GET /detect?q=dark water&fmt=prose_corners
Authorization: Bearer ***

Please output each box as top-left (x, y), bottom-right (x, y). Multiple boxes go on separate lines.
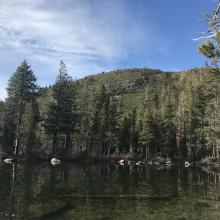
top-left (0, 162), bottom-right (220, 220)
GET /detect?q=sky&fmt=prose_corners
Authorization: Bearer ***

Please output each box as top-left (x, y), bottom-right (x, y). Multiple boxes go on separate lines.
top-left (0, 0), bottom-right (218, 100)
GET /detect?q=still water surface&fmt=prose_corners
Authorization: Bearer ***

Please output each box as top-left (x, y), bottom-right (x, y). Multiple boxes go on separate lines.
top-left (0, 162), bottom-right (220, 220)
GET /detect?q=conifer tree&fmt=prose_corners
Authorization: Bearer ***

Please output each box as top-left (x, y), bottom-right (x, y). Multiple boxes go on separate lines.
top-left (118, 113), bottom-right (131, 153)
top-left (139, 110), bottom-right (155, 159)
top-left (44, 61), bottom-right (75, 156)
top-left (196, 1), bottom-right (220, 66)
top-left (106, 96), bottom-right (121, 156)
top-left (3, 60), bottom-right (38, 156)
top-left (161, 93), bottom-right (176, 158)
top-left (20, 101), bottom-right (39, 157)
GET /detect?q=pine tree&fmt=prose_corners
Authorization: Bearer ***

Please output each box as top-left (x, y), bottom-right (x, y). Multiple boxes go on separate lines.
top-left (44, 61), bottom-right (75, 156)
top-left (20, 101), bottom-right (39, 157)
top-left (139, 110), bottom-right (155, 159)
top-left (3, 60), bottom-right (38, 156)
top-left (128, 108), bottom-right (138, 154)
top-left (161, 93), bottom-right (176, 158)
top-left (106, 96), bottom-right (121, 156)
top-left (75, 82), bottom-right (93, 153)
top-left (89, 85), bottom-right (110, 156)
top-left (119, 113), bottom-right (131, 153)
top-left (197, 1), bottom-right (220, 66)
top-left (204, 69), bottom-right (220, 158)
top-left (176, 78), bottom-right (188, 158)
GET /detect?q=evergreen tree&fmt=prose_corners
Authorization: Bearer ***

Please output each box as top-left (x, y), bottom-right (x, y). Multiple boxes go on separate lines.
top-left (176, 79), bottom-right (188, 158)
top-left (106, 96), bottom-right (121, 156)
top-left (3, 60), bottom-right (38, 156)
top-left (20, 101), bottom-right (39, 157)
top-left (89, 85), bottom-right (110, 156)
top-left (139, 110), bottom-right (155, 159)
top-left (128, 108), bottom-right (138, 153)
top-left (197, 1), bottom-right (220, 66)
top-left (74, 83), bottom-right (93, 153)
top-left (161, 93), bottom-right (176, 158)
top-left (44, 61), bottom-right (75, 156)
top-left (119, 113), bottom-right (131, 153)
top-left (204, 69), bottom-right (220, 158)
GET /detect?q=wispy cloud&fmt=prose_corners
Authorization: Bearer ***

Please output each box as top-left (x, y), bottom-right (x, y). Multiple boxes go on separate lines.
top-left (0, 0), bottom-right (167, 99)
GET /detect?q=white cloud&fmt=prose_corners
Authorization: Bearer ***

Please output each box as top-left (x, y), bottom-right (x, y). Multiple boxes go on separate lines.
top-left (0, 0), bottom-right (162, 59)
top-left (1, 0), bottom-right (142, 57)
top-left (0, 75), bottom-right (7, 101)
top-left (0, 0), bottom-right (167, 99)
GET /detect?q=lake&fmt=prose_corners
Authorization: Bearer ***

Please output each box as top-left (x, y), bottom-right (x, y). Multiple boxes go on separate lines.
top-left (0, 162), bottom-right (220, 220)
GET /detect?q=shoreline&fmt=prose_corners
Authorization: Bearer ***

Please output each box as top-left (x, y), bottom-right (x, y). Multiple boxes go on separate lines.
top-left (1, 153), bottom-right (220, 171)
top-left (0, 153), bottom-right (191, 165)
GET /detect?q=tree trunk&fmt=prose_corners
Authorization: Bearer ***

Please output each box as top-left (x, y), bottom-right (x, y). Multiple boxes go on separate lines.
top-left (145, 145), bottom-right (148, 159)
top-left (52, 132), bottom-right (58, 155)
top-left (65, 131), bottom-right (72, 149)
top-left (14, 100), bottom-right (22, 156)
top-left (107, 145), bottom-right (111, 157)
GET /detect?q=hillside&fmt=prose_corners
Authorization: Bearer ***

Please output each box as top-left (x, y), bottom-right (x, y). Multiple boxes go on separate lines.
top-left (1, 65), bottom-right (220, 162)
top-left (63, 67), bottom-right (220, 160)
top-left (73, 68), bottom-right (179, 112)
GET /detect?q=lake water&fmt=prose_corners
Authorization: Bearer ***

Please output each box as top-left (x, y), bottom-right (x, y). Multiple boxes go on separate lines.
top-left (0, 162), bottom-right (220, 220)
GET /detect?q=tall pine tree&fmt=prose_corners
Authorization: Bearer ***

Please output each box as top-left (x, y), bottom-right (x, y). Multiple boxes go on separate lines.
top-left (44, 61), bottom-right (75, 157)
top-left (3, 60), bottom-right (38, 156)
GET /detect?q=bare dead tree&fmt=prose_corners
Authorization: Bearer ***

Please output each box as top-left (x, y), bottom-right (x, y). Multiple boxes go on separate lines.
top-left (193, 1), bottom-right (220, 41)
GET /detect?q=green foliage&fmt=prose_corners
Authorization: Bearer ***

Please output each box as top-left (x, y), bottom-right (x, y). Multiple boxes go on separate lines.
top-left (139, 110), bottom-right (155, 158)
top-left (2, 60), bottom-right (38, 155)
top-left (1, 62), bottom-right (220, 161)
top-left (198, 41), bottom-right (220, 65)
top-left (197, 2), bottom-right (220, 66)
top-left (43, 61), bottom-right (75, 156)
top-left (20, 101), bottom-right (39, 156)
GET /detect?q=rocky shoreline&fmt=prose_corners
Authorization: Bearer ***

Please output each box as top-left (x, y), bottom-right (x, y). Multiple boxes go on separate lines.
top-left (0, 153), bottom-right (192, 168)
top-left (2, 152), bottom-right (220, 170)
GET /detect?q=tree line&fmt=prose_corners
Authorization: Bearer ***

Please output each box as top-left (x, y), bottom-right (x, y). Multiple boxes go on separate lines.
top-left (0, 59), bottom-right (220, 161)
top-left (1, 0), bottom-right (220, 162)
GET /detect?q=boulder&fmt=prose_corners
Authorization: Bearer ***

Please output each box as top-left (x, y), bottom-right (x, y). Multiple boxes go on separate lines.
top-left (51, 158), bottom-right (61, 166)
top-left (3, 158), bottom-right (15, 164)
top-left (118, 159), bottom-right (125, 165)
top-left (185, 161), bottom-right (191, 167)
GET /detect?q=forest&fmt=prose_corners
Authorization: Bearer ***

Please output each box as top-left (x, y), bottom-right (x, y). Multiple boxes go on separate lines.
top-left (0, 61), bottom-right (220, 162)
top-left (1, 1), bottom-right (220, 164)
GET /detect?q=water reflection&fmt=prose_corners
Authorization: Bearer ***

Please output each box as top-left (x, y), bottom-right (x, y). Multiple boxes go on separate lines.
top-left (0, 162), bottom-right (220, 219)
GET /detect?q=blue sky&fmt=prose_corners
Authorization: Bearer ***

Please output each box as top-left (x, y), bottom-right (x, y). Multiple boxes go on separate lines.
top-left (0, 0), bottom-right (217, 99)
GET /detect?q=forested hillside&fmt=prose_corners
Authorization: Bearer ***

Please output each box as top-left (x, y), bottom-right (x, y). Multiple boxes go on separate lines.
top-left (0, 61), bottom-right (220, 162)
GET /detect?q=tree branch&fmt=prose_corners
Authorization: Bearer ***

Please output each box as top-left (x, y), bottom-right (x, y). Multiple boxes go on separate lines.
top-left (193, 33), bottom-right (217, 41)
